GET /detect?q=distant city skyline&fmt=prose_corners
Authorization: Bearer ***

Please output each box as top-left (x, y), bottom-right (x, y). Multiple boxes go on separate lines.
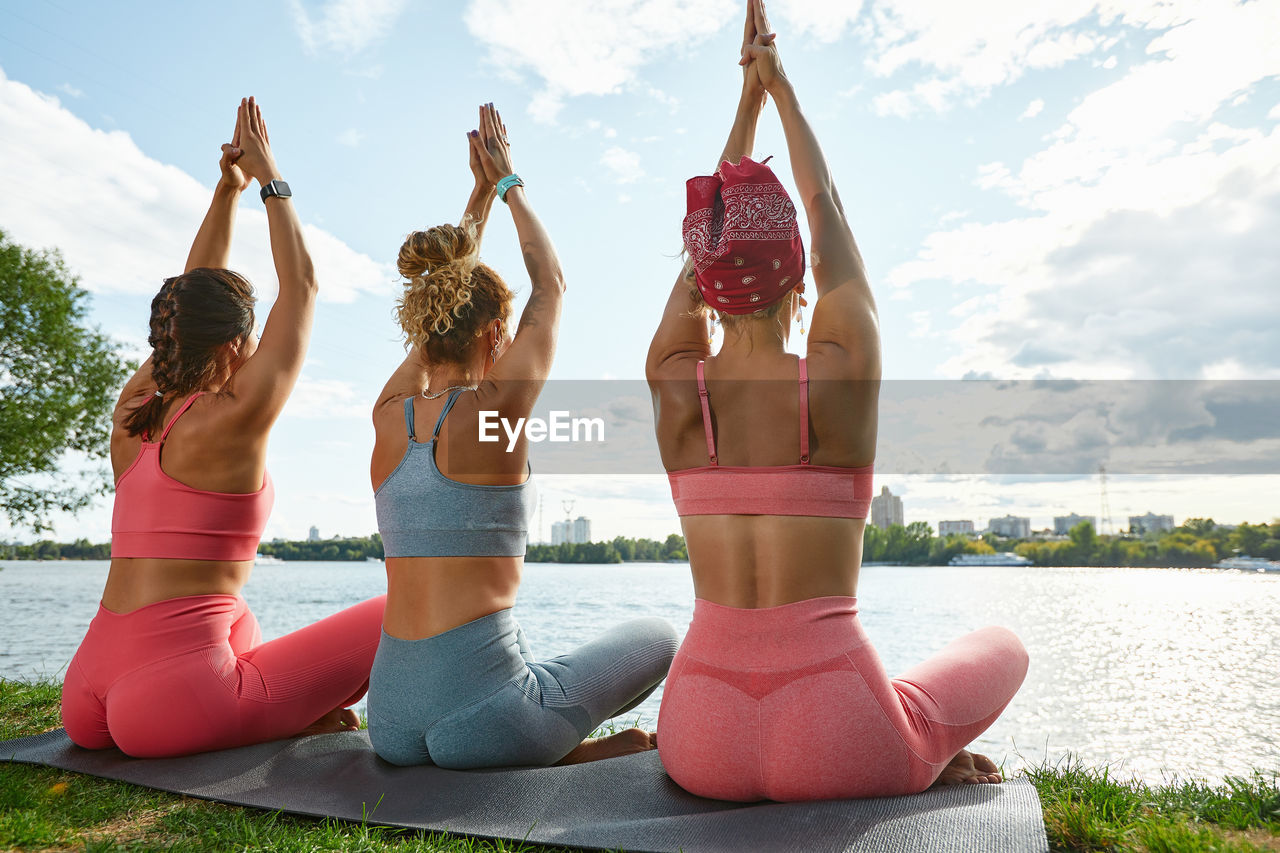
top-left (2, 2), bottom-right (1276, 547)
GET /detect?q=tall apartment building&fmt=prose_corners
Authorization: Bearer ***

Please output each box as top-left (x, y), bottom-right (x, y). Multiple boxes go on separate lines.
top-left (552, 517), bottom-right (593, 545)
top-left (1054, 513), bottom-right (1097, 535)
top-left (987, 515), bottom-right (1031, 538)
top-left (1129, 512), bottom-right (1175, 534)
top-left (308, 525), bottom-right (320, 542)
top-left (939, 520), bottom-right (975, 536)
top-left (870, 486), bottom-right (904, 529)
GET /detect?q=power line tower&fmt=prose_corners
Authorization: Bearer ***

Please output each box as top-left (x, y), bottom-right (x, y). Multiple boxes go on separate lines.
top-left (1098, 464), bottom-right (1112, 535)
top-left (562, 500), bottom-right (575, 521)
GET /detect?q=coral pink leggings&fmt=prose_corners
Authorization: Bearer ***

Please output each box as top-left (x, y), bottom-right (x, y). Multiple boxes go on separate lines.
top-left (657, 597), bottom-right (1028, 802)
top-left (62, 594), bottom-right (386, 758)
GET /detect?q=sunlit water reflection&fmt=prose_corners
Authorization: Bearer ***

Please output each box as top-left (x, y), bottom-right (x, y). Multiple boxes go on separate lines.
top-left (2, 560), bottom-right (1276, 783)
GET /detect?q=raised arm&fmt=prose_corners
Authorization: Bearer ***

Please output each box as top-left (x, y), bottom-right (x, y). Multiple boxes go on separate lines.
top-left (220, 97), bottom-right (318, 429)
top-left (463, 114), bottom-right (498, 246)
top-left (472, 104), bottom-right (565, 413)
top-left (645, 12), bottom-right (770, 382)
top-left (184, 112), bottom-right (252, 272)
top-left (716, 1), bottom-right (772, 168)
top-left (742, 0), bottom-right (879, 375)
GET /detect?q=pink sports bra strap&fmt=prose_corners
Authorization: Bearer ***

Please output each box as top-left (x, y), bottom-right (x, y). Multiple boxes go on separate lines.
top-left (157, 392), bottom-right (204, 443)
top-left (696, 361), bottom-right (718, 466)
top-left (798, 357), bottom-right (810, 464)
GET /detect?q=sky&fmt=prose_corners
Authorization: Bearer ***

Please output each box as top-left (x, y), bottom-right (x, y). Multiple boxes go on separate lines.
top-left (1, 0), bottom-right (1278, 545)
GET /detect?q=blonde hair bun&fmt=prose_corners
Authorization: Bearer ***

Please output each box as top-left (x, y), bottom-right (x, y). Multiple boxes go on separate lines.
top-left (396, 220), bottom-right (514, 362)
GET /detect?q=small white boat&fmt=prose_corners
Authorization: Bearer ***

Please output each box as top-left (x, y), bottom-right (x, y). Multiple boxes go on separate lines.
top-left (1215, 556), bottom-right (1280, 572)
top-left (948, 552), bottom-right (1033, 567)
top-left (254, 553), bottom-right (285, 565)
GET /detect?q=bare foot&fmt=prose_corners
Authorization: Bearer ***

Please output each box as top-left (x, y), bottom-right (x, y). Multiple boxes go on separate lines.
top-left (554, 728), bottom-right (656, 766)
top-left (930, 749), bottom-right (1003, 787)
top-left (296, 707), bottom-right (360, 737)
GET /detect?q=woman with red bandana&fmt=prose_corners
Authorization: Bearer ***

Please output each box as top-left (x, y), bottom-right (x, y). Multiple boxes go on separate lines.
top-left (646, 0), bottom-right (1029, 801)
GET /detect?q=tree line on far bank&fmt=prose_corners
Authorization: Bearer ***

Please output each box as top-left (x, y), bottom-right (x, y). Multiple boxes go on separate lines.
top-left (7, 520), bottom-right (1277, 567)
top-left (863, 517), bottom-right (1280, 567)
top-left (0, 534), bottom-right (690, 564)
top-left (525, 534), bottom-right (689, 564)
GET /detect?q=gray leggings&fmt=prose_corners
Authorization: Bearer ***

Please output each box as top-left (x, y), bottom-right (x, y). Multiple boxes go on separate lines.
top-left (367, 609), bottom-right (679, 769)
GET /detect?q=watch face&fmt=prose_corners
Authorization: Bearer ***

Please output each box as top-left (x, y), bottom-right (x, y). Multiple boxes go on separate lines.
top-left (272, 180), bottom-right (291, 197)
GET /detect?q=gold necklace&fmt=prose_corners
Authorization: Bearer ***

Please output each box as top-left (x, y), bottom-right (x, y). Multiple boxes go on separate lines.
top-left (420, 383), bottom-right (477, 400)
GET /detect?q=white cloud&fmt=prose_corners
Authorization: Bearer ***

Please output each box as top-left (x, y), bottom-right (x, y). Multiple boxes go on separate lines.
top-left (908, 310), bottom-right (931, 338)
top-left (1020, 98), bottom-right (1045, 120)
top-left (281, 376), bottom-right (367, 419)
top-left (290, 0), bottom-right (408, 54)
top-left (784, 0), bottom-right (1260, 117)
top-left (600, 145), bottom-right (645, 183)
top-left (463, 0), bottom-right (735, 123)
top-left (866, 0), bottom-right (1108, 115)
top-left (0, 69), bottom-right (392, 304)
top-left (337, 127), bottom-right (365, 147)
top-left (884, 0), bottom-right (1280, 379)
top-left (1269, 103), bottom-right (1280, 120)
top-left (56, 83), bottom-right (83, 98)
top-left (772, 0), bottom-right (866, 44)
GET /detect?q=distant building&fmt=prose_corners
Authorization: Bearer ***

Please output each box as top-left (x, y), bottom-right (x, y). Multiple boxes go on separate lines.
top-left (870, 486), bottom-right (904, 529)
top-left (939, 520), bottom-right (975, 536)
top-left (551, 520), bottom-right (569, 545)
top-left (1054, 513), bottom-right (1097, 535)
top-left (1129, 513), bottom-right (1175, 534)
top-left (308, 525), bottom-right (320, 542)
top-left (988, 515), bottom-right (1031, 538)
top-left (551, 517), bottom-right (593, 545)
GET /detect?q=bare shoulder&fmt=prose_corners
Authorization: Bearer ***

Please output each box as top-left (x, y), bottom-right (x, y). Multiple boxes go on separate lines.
top-left (646, 350), bottom-right (702, 387)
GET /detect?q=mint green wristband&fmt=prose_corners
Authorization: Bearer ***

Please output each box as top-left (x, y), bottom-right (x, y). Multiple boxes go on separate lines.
top-left (496, 173), bottom-right (524, 203)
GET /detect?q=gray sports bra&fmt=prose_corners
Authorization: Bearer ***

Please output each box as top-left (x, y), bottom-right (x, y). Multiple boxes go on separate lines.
top-left (375, 390), bottom-right (537, 558)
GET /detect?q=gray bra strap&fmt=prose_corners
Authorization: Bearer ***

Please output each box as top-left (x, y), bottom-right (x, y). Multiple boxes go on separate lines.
top-left (432, 389), bottom-right (466, 439)
top-left (403, 397), bottom-right (416, 439)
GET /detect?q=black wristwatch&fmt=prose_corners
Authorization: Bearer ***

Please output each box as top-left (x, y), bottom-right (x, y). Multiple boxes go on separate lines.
top-left (260, 179), bottom-right (291, 203)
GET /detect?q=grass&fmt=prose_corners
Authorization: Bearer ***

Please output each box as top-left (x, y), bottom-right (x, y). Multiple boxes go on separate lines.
top-left (1027, 755), bottom-right (1280, 852)
top-left (3, 679), bottom-right (1279, 852)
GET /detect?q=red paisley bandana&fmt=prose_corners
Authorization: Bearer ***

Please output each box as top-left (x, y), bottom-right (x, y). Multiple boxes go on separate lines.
top-left (682, 156), bottom-right (805, 315)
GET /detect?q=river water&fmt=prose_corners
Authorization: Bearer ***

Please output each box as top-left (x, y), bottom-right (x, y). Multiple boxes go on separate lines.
top-left (1, 560), bottom-right (1276, 783)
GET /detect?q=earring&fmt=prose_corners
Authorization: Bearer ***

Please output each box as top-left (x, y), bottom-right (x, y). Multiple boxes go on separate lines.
top-left (707, 314), bottom-right (718, 345)
top-left (491, 343), bottom-right (499, 366)
top-left (796, 294), bottom-right (806, 335)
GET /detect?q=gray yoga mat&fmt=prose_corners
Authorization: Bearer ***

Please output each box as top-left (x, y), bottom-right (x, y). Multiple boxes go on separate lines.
top-left (2, 729), bottom-right (1047, 853)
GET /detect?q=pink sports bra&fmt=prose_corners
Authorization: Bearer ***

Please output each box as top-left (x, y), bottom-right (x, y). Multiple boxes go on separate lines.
top-left (110, 393), bottom-right (274, 561)
top-left (667, 358), bottom-right (873, 518)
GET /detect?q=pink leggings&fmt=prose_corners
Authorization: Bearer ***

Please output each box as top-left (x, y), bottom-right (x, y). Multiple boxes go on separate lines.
top-left (657, 597), bottom-right (1028, 802)
top-left (62, 594), bottom-right (386, 758)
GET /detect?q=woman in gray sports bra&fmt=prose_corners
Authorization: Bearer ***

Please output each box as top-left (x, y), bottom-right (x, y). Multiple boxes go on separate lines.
top-left (365, 104), bottom-right (678, 769)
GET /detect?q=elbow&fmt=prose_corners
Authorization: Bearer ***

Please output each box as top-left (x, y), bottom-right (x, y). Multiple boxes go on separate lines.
top-left (531, 269), bottom-right (566, 295)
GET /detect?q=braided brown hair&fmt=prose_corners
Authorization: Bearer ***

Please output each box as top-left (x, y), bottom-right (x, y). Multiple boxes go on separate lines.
top-left (123, 268), bottom-right (256, 439)
top-left (396, 219), bottom-right (513, 363)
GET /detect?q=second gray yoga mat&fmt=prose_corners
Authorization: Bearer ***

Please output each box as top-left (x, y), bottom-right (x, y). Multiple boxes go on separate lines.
top-left (1, 729), bottom-right (1048, 853)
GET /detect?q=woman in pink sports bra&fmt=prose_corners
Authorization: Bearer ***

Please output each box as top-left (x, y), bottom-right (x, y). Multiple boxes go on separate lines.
top-left (61, 98), bottom-right (386, 758)
top-left (646, 1), bottom-right (1028, 802)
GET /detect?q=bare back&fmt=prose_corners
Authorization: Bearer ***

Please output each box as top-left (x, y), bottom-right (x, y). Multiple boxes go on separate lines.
top-left (103, 387), bottom-right (269, 613)
top-left (653, 347), bottom-right (878, 607)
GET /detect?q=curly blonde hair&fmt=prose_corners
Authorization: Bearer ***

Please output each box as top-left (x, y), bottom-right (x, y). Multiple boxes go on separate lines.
top-left (395, 218), bottom-right (513, 363)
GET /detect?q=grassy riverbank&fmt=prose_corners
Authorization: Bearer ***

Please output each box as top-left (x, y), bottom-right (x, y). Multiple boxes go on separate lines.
top-left (3, 679), bottom-right (1277, 852)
